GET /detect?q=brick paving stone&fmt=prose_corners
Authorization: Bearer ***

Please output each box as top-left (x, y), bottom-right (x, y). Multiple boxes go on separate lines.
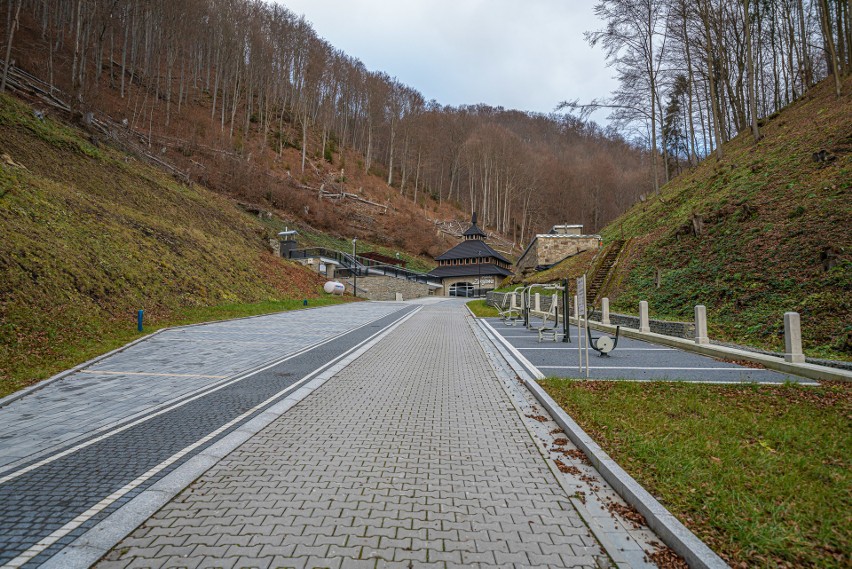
top-left (99, 302), bottom-right (608, 568)
top-left (0, 303), bottom-right (405, 473)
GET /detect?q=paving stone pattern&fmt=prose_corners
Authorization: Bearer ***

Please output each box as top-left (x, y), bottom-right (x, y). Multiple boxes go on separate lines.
top-left (100, 302), bottom-right (607, 569)
top-left (0, 302), bottom-right (404, 472)
top-left (0, 304), bottom-right (413, 567)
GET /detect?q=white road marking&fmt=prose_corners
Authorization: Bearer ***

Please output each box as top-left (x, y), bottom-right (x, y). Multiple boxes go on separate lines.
top-left (539, 377), bottom-right (819, 385)
top-left (0, 308), bottom-right (410, 486)
top-left (538, 366), bottom-right (770, 371)
top-left (480, 320), bottom-right (545, 380)
top-left (518, 347), bottom-right (674, 351)
top-left (80, 371), bottom-right (227, 379)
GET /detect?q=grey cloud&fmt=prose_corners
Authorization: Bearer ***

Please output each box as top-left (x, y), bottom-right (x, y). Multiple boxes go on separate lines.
top-left (276, 0), bottom-right (615, 119)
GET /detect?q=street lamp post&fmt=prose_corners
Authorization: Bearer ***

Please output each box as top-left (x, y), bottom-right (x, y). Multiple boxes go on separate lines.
top-left (352, 238), bottom-right (358, 298)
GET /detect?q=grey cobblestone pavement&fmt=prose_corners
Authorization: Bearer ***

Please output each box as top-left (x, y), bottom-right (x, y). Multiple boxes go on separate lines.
top-left (0, 302), bottom-right (404, 473)
top-left (98, 301), bottom-right (618, 569)
top-left (0, 302), bottom-right (414, 567)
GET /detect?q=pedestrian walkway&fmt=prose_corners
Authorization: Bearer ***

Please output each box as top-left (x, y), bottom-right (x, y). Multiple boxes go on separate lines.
top-left (0, 302), bottom-right (415, 567)
top-left (97, 301), bottom-right (613, 569)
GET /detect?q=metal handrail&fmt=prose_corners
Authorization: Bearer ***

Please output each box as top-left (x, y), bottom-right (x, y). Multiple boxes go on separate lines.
top-left (289, 247), bottom-right (440, 285)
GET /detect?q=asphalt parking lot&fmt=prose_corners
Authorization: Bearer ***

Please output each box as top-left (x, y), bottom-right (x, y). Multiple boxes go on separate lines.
top-left (482, 317), bottom-right (815, 384)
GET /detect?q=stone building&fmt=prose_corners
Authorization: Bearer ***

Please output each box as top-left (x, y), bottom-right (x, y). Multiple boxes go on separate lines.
top-left (427, 214), bottom-right (513, 297)
top-left (515, 224), bottom-right (601, 275)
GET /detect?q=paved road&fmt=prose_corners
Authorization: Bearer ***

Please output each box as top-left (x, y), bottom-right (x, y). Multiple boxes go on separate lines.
top-left (483, 318), bottom-right (812, 383)
top-left (0, 302), bottom-right (415, 567)
top-left (0, 303), bottom-right (407, 472)
top-left (95, 301), bottom-right (616, 569)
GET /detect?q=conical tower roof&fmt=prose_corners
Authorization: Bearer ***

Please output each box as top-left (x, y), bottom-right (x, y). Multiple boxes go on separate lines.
top-left (463, 212), bottom-right (487, 240)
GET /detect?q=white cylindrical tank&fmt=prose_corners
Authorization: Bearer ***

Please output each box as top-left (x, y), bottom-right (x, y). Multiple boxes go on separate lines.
top-left (323, 281), bottom-right (345, 295)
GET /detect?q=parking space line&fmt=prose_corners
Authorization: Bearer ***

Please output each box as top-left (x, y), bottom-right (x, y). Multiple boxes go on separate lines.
top-left (519, 347), bottom-right (675, 351)
top-left (539, 366), bottom-right (771, 371)
top-left (480, 320), bottom-right (545, 380)
top-left (79, 371), bottom-right (228, 379)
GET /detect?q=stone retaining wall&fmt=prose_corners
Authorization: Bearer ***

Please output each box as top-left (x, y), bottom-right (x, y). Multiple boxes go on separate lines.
top-left (347, 275), bottom-right (431, 301)
top-left (588, 311), bottom-right (695, 339)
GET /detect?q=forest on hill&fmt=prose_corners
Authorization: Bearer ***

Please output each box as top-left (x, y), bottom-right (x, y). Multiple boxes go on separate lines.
top-left (1, 0), bottom-right (654, 250)
top-left (535, 72), bottom-right (851, 360)
top-left (577, 0), bottom-right (851, 189)
top-left (0, 90), bottom-right (341, 394)
top-left (1, 0), bottom-right (848, 251)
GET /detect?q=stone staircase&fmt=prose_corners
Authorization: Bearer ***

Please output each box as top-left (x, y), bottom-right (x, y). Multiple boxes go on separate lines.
top-left (586, 240), bottom-right (625, 303)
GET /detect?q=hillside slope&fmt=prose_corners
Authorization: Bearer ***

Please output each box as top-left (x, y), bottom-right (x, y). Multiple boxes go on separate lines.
top-left (545, 76), bottom-right (851, 360)
top-left (0, 93), bottom-right (330, 394)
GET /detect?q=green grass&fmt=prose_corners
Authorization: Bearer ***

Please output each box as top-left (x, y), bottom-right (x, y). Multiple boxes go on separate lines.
top-left (0, 297), bottom-right (352, 399)
top-left (540, 379), bottom-right (851, 567)
top-left (466, 299), bottom-right (499, 317)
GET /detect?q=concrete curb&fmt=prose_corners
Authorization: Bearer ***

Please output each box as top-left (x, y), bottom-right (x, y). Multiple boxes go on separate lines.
top-left (580, 318), bottom-right (852, 383)
top-left (473, 314), bottom-right (730, 569)
top-left (523, 377), bottom-right (730, 569)
top-left (0, 302), bottom-right (346, 409)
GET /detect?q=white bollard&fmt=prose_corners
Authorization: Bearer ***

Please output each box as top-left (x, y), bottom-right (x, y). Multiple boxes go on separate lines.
top-left (784, 312), bottom-right (805, 363)
top-left (602, 298), bottom-right (610, 325)
top-left (639, 301), bottom-right (650, 332)
top-left (534, 293), bottom-right (541, 312)
top-left (695, 305), bottom-right (709, 344)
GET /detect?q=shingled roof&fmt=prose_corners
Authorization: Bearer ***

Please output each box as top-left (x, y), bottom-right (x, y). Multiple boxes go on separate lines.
top-left (427, 263), bottom-right (513, 278)
top-left (461, 211), bottom-right (487, 240)
top-left (463, 223), bottom-right (487, 239)
top-left (434, 240), bottom-right (511, 264)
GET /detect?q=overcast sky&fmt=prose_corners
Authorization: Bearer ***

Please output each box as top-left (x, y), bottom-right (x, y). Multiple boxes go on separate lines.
top-left (274, 0), bottom-right (617, 125)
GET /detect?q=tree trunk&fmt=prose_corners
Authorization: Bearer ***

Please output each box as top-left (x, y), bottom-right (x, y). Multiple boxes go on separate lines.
top-left (647, 4), bottom-right (660, 194)
top-left (797, 0), bottom-right (813, 88)
top-left (386, 117), bottom-right (396, 186)
top-left (0, 0), bottom-right (22, 93)
top-left (301, 104), bottom-right (308, 172)
top-left (682, 0), bottom-right (699, 165)
top-left (744, 0), bottom-right (760, 142)
top-left (702, 0), bottom-right (724, 159)
top-left (819, 0), bottom-right (843, 97)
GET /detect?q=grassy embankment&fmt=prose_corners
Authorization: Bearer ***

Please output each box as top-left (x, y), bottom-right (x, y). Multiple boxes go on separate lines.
top-left (541, 380), bottom-right (850, 568)
top-left (603, 77), bottom-right (851, 360)
top-left (0, 93), bottom-right (350, 398)
top-left (521, 76), bottom-right (851, 360)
